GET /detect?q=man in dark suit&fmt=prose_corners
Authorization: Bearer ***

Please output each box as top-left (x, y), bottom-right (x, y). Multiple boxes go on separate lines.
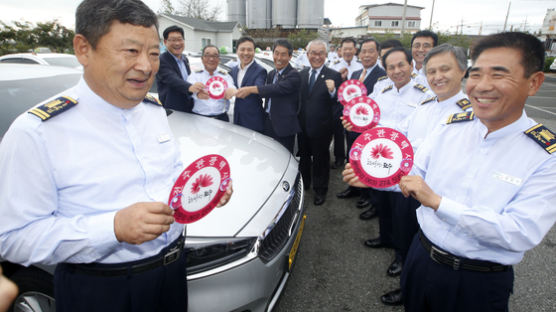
top-left (231, 36), bottom-right (267, 133)
top-left (156, 25), bottom-right (206, 112)
top-left (236, 39), bottom-right (301, 153)
top-left (298, 40), bottom-right (342, 206)
top-left (337, 38), bottom-right (386, 215)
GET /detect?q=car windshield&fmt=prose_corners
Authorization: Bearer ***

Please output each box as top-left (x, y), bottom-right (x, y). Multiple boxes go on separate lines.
top-left (43, 56), bottom-right (81, 68)
top-left (0, 73), bottom-right (81, 139)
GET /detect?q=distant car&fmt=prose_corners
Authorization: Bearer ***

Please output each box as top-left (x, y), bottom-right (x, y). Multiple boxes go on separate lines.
top-left (550, 58), bottom-right (556, 72)
top-left (0, 64), bottom-right (306, 312)
top-left (0, 53), bottom-right (82, 70)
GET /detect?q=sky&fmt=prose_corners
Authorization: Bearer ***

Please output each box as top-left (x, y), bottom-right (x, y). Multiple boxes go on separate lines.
top-left (0, 0), bottom-right (553, 35)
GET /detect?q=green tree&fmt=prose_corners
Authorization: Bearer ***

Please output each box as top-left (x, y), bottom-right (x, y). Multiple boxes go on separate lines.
top-left (287, 30), bottom-right (318, 50)
top-left (177, 0), bottom-right (221, 21)
top-left (158, 0), bottom-right (175, 14)
top-left (0, 20), bottom-right (74, 55)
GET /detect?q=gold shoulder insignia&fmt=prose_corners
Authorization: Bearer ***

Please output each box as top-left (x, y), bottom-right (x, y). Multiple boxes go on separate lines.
top-left (195, 69), bottom-right (203, 73)
top-left (446, 111), bottom-right (474, 124)
top-left (28, 96), bottom-right (77, 121)
top-left (333, 59), bottom-right (340, 65)
top-left (382, 85), bottom-right (393, 93)
top-left (411, 72), bottom-right (417, 78)
top-left (144, 94), bottom-right (162, 106)
top-left (525, 124), bottom-right (556, 154)
top-left (420, 96), bottom-right (436, 105)
top-left (414, 83), bottom-right (428, 92)
top-left (456, 98), bottom-right (472, 111)
top-left (377, 75), bottom-right (388, 81)
top-left (218, 69), bottom-right (228, 75)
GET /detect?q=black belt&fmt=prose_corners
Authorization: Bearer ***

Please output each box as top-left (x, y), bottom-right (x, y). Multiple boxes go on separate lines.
top-left (66, 235), bottom-right (184, 276)
top-left (418, 230), bottom-right (510, 272)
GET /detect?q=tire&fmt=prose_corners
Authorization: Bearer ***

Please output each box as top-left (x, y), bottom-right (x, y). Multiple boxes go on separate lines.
top-left (8, 267), bottom-right (55, 312)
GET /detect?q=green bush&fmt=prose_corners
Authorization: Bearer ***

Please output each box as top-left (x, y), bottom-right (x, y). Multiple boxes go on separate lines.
top-left (544, 56), bottom-right (555, 72)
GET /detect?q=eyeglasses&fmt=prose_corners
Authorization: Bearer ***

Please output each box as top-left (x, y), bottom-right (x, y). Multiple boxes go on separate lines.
top-left (308, 51), bottom-right (326, 57)
top-left (167, 38), bottom-right (184, 43)
top-left (412, 43), bottom-right (433, 50)
top-left (203, 54), bottom-right (219, 59)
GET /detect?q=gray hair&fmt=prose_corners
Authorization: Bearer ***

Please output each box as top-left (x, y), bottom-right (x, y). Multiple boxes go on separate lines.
top-left (76, 0), bottom-right (158, 49)
top-left (307, 39), bottom-right (328, 53)
top-left (424, 43), bottom-right (468, 72)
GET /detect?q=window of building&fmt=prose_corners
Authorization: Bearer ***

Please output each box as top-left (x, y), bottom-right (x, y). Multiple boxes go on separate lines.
top-left (202, 38), bottom-right (211, 47)
top-left (375, 21), bottom-right (382, 27)
top-left (391, 21), bottom-right (399, 27)
top-left (408, 21), bottom-right (416, 27)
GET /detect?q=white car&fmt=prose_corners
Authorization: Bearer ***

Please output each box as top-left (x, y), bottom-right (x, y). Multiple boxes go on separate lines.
top-left (0, 64), bottom-right (306, 312)
top-left (0, 53), bottom-right (82, 70)
top-left (550, 58), bottom-right (556, 72)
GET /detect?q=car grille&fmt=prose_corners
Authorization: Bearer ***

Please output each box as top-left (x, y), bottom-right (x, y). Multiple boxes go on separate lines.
top-left (259, 174), bottom-right (303, 263)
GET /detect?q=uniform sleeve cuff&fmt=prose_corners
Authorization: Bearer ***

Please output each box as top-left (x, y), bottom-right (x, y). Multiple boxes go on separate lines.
top-left (85, 211), bottom-right (119, 253)
top-left (435, 197), bottom-right (464, 226)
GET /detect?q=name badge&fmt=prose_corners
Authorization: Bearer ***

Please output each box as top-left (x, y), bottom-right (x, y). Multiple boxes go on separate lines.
top-left (158, 134), bottom-right (171, 143)
top-left (492, 171), bottom-right (522, 186)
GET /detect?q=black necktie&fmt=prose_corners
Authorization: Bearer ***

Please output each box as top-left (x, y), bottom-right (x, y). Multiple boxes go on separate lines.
top-left (308, 69), bottom-right (317, 93)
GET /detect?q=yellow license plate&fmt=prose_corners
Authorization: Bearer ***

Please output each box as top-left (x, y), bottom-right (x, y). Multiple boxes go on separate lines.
top-left (288, 214), bottom-right (306, 271)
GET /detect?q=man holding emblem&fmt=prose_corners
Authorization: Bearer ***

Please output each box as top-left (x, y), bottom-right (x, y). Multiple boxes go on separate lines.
top-left (343, 32), bottom-right (555, 312)
top-left (0, 1), bottom-right (233, 311)
top-left (187, 45), bottom-right (236, 121)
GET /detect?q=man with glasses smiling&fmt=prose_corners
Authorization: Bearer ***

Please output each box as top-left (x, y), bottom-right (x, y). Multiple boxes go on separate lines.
top-left (187, 45), bottom-right (236, 121)
top-left (410, 30), bottom-right (438, 90)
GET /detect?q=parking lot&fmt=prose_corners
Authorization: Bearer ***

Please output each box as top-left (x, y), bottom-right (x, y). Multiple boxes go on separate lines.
top-left (275, 77), bottom-right (556, 312)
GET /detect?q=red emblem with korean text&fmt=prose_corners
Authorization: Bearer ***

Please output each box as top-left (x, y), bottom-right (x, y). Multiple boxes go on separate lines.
top-left (343, 96), bottom-right (381, 133)
top-left (206, 76), bottom-right (228, 100)
top-left (168, 154), bottom-right (231, 224)
top-left (338, 79), bottom-right (368, 105)
top-left (349, 127), bottom-right (414, 188)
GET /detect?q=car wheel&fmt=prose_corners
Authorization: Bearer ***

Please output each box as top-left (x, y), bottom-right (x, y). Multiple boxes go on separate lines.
top-left (9, 267), bottom-right (55, 312)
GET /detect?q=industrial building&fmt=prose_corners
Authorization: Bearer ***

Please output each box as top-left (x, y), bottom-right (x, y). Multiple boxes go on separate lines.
top-left (226, 0), bottom-right (324, 29)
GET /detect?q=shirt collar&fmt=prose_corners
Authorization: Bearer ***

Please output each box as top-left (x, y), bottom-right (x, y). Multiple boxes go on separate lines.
top-left (438, 90), bottom-right (466, 105)
top-left (310, 64), bottom-right (325, 75)
top-left (170, 53), bottom-right (183, 62)
top-left (480, 111), bottom-right (530, 140)
top-left (240, 59), bottom-right (255, 71)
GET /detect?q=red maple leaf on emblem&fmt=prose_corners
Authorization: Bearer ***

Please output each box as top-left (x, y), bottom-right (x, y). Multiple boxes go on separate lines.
top-left (355, 106), bottom-right (369, 115)
top-left (370, 144), bottom-right (394, 159)
top-left (191, 174), bottom-right (214, 194)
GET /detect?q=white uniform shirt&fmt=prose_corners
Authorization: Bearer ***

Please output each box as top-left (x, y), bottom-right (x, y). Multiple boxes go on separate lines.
top-left (412, 60), bottom-right (430, 90)
top-left (0, 78), bottom-right (184, 265)
top-left (330, 58), bottom-right (363, 80)
top-left (413, 112), bottom-right (556, 265)
top-left (237, 60), bottom-right (254, 87)
top-left (373, 81), bottom-right (434, 129)
top-left (187, 68), bottom-right (235, 116)
top-left (398, 90), bottom-right (470, 152)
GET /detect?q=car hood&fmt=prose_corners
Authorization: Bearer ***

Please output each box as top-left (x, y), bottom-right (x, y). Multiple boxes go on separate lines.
top-left (167, 112), bottom-right (292, 237)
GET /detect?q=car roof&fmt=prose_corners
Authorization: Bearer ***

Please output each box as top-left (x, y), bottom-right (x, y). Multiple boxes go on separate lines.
top-left (0, 63), bottom-right (81, 81)
top-left (0, 53), bottom-right (75, 59)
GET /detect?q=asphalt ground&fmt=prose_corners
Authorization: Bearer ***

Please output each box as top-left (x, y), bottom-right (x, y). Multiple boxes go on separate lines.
top-left (275, 78), bottom-right (556, 312)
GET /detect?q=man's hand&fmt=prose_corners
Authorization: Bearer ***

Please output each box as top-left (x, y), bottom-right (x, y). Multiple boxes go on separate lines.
top-left (340, 116), bottom-right (353, 131)
top-left (0, 265), bottom-right (18, 312)
top-left (224, 88), bottom-right (237, 100)
top-left (188, 82), bottom-right (210, 99)
top-left (342, 163), bottom-right (368, 188)
top-left (216, 181), bottom-right (234, 208)
top-left (325, 79), bottom-right (335, 93)
top-left (114, 202), bottom-right (175, 245)
top-left (399, 175), bottom-right (441, 210)
top-left (235, 86), bottom-right (257, 99)
top-left (339, 67), bottom-right (348, 80)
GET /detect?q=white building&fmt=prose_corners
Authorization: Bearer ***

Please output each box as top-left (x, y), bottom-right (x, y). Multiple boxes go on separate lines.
top-left (541, 8), bottom-right (556, 55)
top-left (158, 14), bottom-right (242, 53)
top-left (355, 3), bottom-right (424, 34)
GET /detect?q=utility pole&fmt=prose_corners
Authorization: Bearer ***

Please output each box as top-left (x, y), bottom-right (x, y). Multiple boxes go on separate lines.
top-left (479, 21), bottom-right (483, 35)
top-left (503, 1), bottom-right (511, 31)
top-left (401, 0), bottom-right (408, 39)
top-left (429, 0), bottom-right (436, 30)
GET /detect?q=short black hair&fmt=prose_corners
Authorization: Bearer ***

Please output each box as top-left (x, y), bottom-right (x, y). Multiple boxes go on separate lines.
top-left (380, 39), bottom-right (402, 53)
top-left (202, 44), bottom-right (220, 56)
top-left (411, 30), bottom-right (438, 47)
top-left (236, 36), bottom-right (256, 49)
top-left (163, 25), bottom-right (184, 40)
top-left (470, 32), bottom-right (544, 77)
top-left (273, 39), bottom-right (293, 56)
top-left (340, 37), bottom-right (357, 48)
top-left (76, 0), bottom-right (158, 49)
top-left (359, 38), bottom-right (380, 52)
top-left (382, 47), bottom-right (412, 69)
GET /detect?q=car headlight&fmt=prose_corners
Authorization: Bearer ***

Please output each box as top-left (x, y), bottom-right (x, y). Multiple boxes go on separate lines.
top-left (185, 237), bottom-right (258, 277)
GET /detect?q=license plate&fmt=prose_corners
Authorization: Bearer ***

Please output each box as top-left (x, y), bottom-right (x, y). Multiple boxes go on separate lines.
top-left (288, 214), bottom-right (306, 271)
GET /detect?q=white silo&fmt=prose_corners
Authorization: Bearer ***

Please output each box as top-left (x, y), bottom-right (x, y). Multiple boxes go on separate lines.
top-left (297, 0), bottom-right (324, 29)
top-left (247, 0), bottom-right (272, 29)
top-left (227, 0), bottom-right (246, 26)
top-left (272, 0), bottom-right (296, 28)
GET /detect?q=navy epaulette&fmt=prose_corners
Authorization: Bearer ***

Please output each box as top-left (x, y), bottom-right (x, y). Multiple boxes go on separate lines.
top-left (525, 124), bottom-right (556, 154)
top-left (411, 72), bottom-right (417, 78)
top-left (377, 75), bottom-right (388, 81)
top-left (195, 69), bottom-right (203, 73)
top-left (414, 83), bottom-right (428, 92)
top-left (446, 111), bottom-right (474, 124)
top-left (28, 96), bottom-right (77, 121)
top-left (456, 98), bottom-right (472, 111)
top-left (382, 85), bottom-right (393, 93)
top-left (420, 96), bottom-right (436, 105)
top-left (144, 94), bottom-right (162, 106)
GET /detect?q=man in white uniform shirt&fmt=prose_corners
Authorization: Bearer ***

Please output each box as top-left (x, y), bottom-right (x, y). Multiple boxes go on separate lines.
top-left (343, 32), bottom-right (554, 312)
top-left (187, 45), bottom-right (236, 121)
top-left (330, 37), bottom-right (363, 81)
top-left (410, 30), bottom-right (438, 90)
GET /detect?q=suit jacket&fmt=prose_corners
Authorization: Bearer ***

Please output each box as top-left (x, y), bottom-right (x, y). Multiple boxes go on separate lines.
top-left (258, 64), bottom-right (301, 137)
top-left (350, 65), bottom-right (386, 97)
top-left (230, 61), bottom-right (267, 132)
top-left (156, 51), bottom-right (193, 112)
top-left (298, 66), bottom-right (343, 138)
